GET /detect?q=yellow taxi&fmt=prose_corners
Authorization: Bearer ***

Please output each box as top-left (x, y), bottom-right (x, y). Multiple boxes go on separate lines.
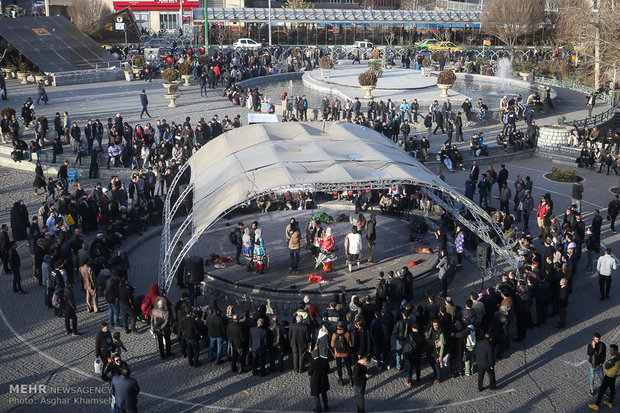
top-left (428, 41), bottom-right (461, 52)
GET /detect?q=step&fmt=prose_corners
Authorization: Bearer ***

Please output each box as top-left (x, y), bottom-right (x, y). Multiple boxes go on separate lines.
top-left (0, 151), bottom-right (134, 180)
top-left (425, 148), bottom-right (535, 169)
top-left (536, 149), bottom-right (580, 167)
top-left (0, 142), bottom-right (104, 166)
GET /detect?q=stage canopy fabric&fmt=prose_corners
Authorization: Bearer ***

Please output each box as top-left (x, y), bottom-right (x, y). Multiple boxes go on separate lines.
top-left (0, 16), bottom-right (119, 72)
top-left (187, 122), bottom-right (450, 236)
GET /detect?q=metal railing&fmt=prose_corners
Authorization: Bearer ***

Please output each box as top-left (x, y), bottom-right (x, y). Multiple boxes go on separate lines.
top-left (435, 0), bottom-right (483, 11)
top-left (534, 76), bottom-right (616, 128)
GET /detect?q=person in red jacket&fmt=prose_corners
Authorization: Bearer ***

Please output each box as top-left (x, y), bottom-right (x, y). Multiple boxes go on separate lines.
top-left (142, 283), bottom-right (160, 337)
top-left (320, 227), bottom-right (336, 273)
top-left (536, 196), bottom-right (551, 239)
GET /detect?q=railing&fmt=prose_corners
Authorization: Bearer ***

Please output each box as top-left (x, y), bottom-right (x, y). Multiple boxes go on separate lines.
top-left (435, 0), bottom-right (483, 11)
top-left (534, 76), bottom-right (616, 128)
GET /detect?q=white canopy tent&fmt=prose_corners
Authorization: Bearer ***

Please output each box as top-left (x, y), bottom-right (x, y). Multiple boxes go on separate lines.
top-left (160, 122), bottom-right (514, 291)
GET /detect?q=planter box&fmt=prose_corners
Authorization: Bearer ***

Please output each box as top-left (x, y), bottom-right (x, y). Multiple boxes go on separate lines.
top-left (538, 126), bottom-right (572, 150)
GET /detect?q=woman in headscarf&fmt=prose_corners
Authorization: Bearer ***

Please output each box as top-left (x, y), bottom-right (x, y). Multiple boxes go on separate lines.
top-left (33, 161), bottom-right (46, 195)
top-left (319, 227), bottom-right (336, 273)
top-left (242, 228), bottom-right (254, 272)
top-left (253, 228), bottom-right (266, 274)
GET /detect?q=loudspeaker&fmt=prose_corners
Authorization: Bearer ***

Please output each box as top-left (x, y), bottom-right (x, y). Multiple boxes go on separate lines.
top-left (477, 243), bottom-right (491, 268)
top-left (186, 256), bottom-right (204, 284)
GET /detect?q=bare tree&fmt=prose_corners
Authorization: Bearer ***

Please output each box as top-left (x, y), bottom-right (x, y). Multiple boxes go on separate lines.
top-left (553, 0), bottom-right (620, 88)
top-left (383, 27), bottom-right (397, 47)
top-left (481, 0), bottom-right (545, 61)
top-left (211, 23), bottom-right (227, 46)
top-left (283, 0), bottom-right (314, 8)
top-left (68, 0), bottom-right (112, 37)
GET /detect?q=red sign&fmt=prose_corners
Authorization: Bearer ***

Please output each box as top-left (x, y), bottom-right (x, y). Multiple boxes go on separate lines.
top-left (113, 0), bottom-right (199, 11)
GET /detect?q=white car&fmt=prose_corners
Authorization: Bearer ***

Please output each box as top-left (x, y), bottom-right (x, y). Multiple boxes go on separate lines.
top-left (32, 1), bottom-right (45, 9)
top-left (352, 41), bottom-right (373, 49)
top-left (233, 38), bottom-right (262, 49)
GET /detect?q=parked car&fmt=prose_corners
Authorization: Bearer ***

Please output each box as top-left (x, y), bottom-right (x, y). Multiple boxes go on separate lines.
top-left (352, 41), bottom-right (373, 49)
top-left (415, 39), bottom-right (440, 48)
top-left (233, 38), bottom-right (262, 49)
top-left (428, 41), bottom-right (461, 52)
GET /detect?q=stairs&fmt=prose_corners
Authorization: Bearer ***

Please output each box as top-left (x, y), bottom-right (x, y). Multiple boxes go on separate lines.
top-left (0, 143), bottom-right (134, 180)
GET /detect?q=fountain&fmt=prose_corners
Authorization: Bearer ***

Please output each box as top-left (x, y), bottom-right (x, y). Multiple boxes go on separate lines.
top-left (496, 57), bottom-right (513, 79)
top-left (289, 80), bottom-right (293, 95)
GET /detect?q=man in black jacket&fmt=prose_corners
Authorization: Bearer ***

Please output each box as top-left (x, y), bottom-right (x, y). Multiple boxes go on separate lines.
top-left (104, 272), bottom-right (120, 326)
top-left (388, 271), bottom-right (404, 313)
top-left (250, 318), bottom-right (268, 376)
top-left (140, 90), bottom-right (151, 119)
top-left (607, 195), bottom-right (620, 233)
top-left (474, 332), bottom-right (496, 391)
top-left (181, 310), bottom-right (202, 367)
top-left (587, 333), bottom-right (606, 396)
top-left (270, 315), bottom-right (285, 372)
top-left (353, 356), bottom-right (371, 412)
top-left (289, 314), bottom-right (310, 373)
top-left (175, 293), bottom-right (191, 357)
top-left (394, 311), bottom-right (411, 371)
top-left (63, 283), bottom-right (80, 335)
top-left (95, 323), bottom-right (115, 381)
top-left (227, 313), bottom-right (248, 373)
top-left (118, 279), bottom-right (136, 334)
top-left (366, 214), bottom-right (376, 263)
top-left (0, 224), bottom-right (10, 274)
top-left (9, 241), bottom-right (25, 294)
top-left (308, 348), bottom-right (330, 413)
top-left (206, 307), bottom-right (227, 364)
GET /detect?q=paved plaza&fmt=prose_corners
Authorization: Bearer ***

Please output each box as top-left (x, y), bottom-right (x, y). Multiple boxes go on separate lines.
top-left (0, 69), bottom-right (618, 413)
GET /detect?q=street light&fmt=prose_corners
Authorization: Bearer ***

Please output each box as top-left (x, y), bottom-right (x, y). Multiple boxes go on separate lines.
top-left (268, 0), bottom-right (272, 46)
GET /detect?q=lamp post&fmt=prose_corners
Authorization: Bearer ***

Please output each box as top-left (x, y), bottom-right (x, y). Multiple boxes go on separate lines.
top-left (204, 0), bottom-right (209, 46)
top-left (179, 0), bottom-right (184, 33)
top-left (268, 0), bottom-right (272, 46)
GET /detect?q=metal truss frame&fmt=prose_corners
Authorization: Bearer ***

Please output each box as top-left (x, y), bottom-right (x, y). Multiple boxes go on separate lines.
top-left (159, 176), bottom-right (516, 292)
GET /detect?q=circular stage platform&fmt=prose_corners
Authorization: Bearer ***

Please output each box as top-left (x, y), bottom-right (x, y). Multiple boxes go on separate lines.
top-left (302, 61), bottom-right (469, 105)
top-left (194, 208), bottom-right (439, 301)
top-left (307, 64), bottom-right (438, 90)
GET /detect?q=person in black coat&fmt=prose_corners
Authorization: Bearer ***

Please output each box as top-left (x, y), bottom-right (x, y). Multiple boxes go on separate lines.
top-left (227, 313), bottom-right (248, 373)
top-left (10, 201), bottom-right (29, 241)
top-left (250, 319), bottom-right (269, 376)
top-left (63, 283), bottom-right (80, 335)
top-left (181, 310), bottom-right (202, 367)
top-left (353, 356), bottom-right (371, 413)
top-left (474, 332), bottom-right (496, 391)
top-left (289, 314), bottom-right (310, 373)
top-left (556, 278), bottom-right (569, 328)
top-left (308, 349), bottom-right (330, 413)
top-left (9, 241), bottom-right (25, 294)
top-left (0, 224), bottom-right (10, 274)
top-left (95, 323), bottom-right (115, 381)
top-left (139, 90), bottom-right (151, 119)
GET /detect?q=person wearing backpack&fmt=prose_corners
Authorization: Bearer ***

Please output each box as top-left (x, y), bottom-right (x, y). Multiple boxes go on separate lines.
top-left (463, 324), bottom-right (477, 376)
top-left (404, 322), bottom-right (426, 387)
top-left (230, 222), bottom-right (244, 266)
top-left (331, 321), bottom-right (354, 386)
